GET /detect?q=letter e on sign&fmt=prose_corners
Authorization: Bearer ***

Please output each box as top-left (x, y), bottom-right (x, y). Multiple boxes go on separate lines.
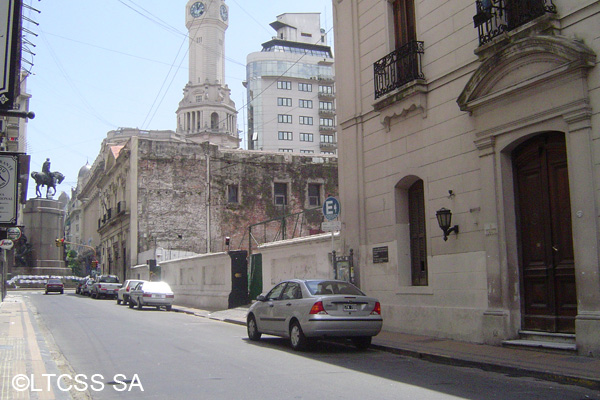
top-left (322, 196), bottom-right (340, 221)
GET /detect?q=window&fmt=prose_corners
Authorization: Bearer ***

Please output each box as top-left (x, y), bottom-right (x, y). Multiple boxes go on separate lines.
top-left (308, 183), bottom-right (321, 206)
top-left (319, 101), bottom-right (333, 110)
top-left (393, 0), bottom-right (416, 48)
top-left (277, 81), bottom-right (292, 90)
top-left (196, 95), bottom-right (202, 103)
top-left (300, 150), bottom-right (314, 154)
top-left (211, 112), bottom-right (219, 129)
top-left (300, 133), bottom-right (313, 142)
top-left (279, 148), bottom-right (293, 153)
top-left (320, 118), bottom-right (334, 127)
top-left (299, 99), bottom-right (313, 109)
top-left (298, 83), bottom-right (312, 92)
top-left (228, 185), bottom-right (239, 203)
top-left (319, 85), bottom-right (333, 94)
top-left (282, 282), bottom-right (303, 300)
top-left (274, 183), bottom-right (288, 205)
top-left (299, 116), bottom-right (313, 125)
top-left (408, 179), bottom-right (427, 286)
top-left (320, 134), bottom-right (334, 143)
top-left (278, 131), bottom-right (293, 141)
top-left (278, 114), bottom-right (292, 124)
top-left (278, 97), bottom-right (292, 107)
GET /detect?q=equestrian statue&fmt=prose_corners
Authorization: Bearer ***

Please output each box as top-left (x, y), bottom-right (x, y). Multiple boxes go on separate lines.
top-left (31, 158), bottom-right (65, 199)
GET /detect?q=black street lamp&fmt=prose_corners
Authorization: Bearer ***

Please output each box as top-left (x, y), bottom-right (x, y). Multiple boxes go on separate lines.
top-left (436, 208), bottom-right (459, 241)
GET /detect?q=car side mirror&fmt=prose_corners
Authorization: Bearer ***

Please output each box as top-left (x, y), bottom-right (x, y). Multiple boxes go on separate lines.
top-left (256, 294), bottom-right (266, 302)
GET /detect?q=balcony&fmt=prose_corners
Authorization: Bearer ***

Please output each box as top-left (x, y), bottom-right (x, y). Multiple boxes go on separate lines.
top-left (474, 0), bottom-right (557, 46)
top-left (319, 108), bottom-right (336, 117)
top-left (320, 141), bottom-right (337, 150)
top-left (318, 91), bottom-right (335, 100)
top-left (319, 125), bottom-right (336, 134)
top-left (374, 40), bottom-right (424, 100)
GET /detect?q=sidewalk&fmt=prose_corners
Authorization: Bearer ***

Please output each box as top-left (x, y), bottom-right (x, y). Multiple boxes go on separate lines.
top-left (0, 294), bottom-right (73, 400)
top-left (173, 304), bottom-right (600, 391)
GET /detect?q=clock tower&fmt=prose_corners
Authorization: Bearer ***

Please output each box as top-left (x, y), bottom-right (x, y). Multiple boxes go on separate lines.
top-left (177, 0), bottom-right (239, 148)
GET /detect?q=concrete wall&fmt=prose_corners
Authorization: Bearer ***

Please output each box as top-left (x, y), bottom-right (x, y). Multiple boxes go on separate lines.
top-left (159, 233), bottom-right (342, 310)
top-left (161, 252), bottom-right (231, 311)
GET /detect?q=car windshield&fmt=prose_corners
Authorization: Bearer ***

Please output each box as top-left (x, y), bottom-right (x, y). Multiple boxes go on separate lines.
top-left (143, 282), bottom-right (172, 293)
top-left (306, 280), bottom-right (365, 296)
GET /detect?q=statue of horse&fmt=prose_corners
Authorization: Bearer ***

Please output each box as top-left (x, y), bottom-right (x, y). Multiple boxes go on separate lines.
top-left (31, 171), bottom-right (65, 198)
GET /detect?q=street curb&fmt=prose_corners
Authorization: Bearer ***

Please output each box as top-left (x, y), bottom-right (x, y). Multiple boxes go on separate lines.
top-left (370, 344), bottom-right (600, 391)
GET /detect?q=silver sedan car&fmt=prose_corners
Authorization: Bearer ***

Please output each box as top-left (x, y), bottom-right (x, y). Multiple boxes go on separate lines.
top-left (246, 279), bottom-right (383, 350)
top-left (128, 281), bottom-right (174, 311)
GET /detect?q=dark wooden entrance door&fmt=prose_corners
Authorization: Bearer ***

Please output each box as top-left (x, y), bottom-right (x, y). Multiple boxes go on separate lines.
top-left (513, 132), bottom-right (577, 333)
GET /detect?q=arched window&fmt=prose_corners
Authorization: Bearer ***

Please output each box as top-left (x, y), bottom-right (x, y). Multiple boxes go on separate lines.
top-left (395, 177), bottom-right (428, 286)
top-left (211, 112), bottom-right (219, 130)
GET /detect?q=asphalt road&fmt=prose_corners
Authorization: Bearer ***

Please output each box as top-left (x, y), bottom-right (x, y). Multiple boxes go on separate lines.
top-left (24, 291), bottom-right (600, 400)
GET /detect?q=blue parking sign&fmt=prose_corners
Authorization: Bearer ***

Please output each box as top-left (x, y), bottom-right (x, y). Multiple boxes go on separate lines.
top-left (323, 196), bottom-right (341, 221)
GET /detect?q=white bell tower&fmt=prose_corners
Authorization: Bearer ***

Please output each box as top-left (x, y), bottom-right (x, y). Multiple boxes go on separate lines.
top-left (177, 0), bottom-right (239, 148)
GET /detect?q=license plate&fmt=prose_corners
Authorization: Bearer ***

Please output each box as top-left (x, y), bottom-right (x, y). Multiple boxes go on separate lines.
top-left (344, 304), bottom-right (357, 311)
top-left (152, 294), bottom-right (165, 299)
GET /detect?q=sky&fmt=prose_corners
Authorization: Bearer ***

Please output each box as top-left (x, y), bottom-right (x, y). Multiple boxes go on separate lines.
top-left (22, 0), bottom-right (334, 200)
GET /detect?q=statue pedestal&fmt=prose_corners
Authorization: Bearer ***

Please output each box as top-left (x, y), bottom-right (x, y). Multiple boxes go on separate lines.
top-left (20, 198), bottom-right (70, 276)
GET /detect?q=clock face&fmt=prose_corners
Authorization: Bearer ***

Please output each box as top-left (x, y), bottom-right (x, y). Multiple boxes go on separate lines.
top-left (190, 2), bottom-right (205, 18)
top-left (220, 5), bottom-right (228, 21)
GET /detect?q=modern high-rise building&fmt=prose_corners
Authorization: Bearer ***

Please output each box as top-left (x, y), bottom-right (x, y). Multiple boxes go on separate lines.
top-left (176, 0), bottom-right (239, 149)
top-left (245, 13), bottom-right (336, 155)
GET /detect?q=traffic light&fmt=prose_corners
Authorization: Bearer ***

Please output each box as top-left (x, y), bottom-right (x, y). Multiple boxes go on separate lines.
top-left (54, 238), bottom-right (65, 247)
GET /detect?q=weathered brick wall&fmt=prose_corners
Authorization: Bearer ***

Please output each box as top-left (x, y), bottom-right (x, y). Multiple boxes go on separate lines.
top-left (136, 139), bottom-right (338, 256)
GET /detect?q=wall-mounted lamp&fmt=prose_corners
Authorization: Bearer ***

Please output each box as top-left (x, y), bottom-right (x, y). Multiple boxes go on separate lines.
top-left (436, 207), bottom-right (459, 241)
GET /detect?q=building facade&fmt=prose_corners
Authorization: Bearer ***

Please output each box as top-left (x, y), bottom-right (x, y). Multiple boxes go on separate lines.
top-left (176, 0), bottom-right (239, 149)
top-left (76, 129), bottom-right (338, 280)
top-left (333, 0), bottom-right (600, 355)
top-left (245, 13), bottom-right (337, 155)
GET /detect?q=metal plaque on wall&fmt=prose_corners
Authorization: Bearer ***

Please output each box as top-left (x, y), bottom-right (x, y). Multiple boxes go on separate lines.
top-left (0, 153), bottom-right (19, 225)
top-left (373, 246), bottom-right (389, 264)
top-left (0, 0), bottom-right (22, 110)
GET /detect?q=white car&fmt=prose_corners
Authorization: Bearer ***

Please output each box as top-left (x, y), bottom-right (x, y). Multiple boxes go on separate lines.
top-left (117, 279), bottom-right (147, 305)
top-left (247, 279), bottom-right (383, 350)
top-left (128, 281), bottom-right (174, 311)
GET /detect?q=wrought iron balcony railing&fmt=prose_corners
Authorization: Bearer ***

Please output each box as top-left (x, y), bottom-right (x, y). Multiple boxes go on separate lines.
top-left (474, 0), bottom-right (557, 46)
top-left (374, 40), bottom-right (425, 100)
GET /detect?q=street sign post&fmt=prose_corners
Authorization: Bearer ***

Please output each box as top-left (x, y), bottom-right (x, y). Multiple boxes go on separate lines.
top-left (322, 197), bottom-right (341, 277)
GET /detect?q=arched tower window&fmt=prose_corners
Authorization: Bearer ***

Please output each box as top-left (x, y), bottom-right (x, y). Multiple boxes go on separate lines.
top-left (211, 112), bottom-right (219, 130)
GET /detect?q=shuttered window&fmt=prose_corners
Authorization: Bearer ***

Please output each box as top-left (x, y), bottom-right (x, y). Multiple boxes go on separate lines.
top-left (408, 179), bottom-right (427, 286)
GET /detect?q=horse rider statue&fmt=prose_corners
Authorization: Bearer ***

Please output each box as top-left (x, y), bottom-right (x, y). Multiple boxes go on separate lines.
top-left (31, 158), bottom-right (65, 199)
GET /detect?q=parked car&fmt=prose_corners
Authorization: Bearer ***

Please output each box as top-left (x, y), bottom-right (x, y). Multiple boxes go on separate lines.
top-left (80, 278), bottom-right (96, 296)
top-left (128, 281), bottom-right (174, 311)
top-left (90, 275), bottom-right (121, 299)
top-left (246, 279), bottom-right (383, 351)
top-left (117, 279), bottom-right (146, 305)
top-left (45, 278), bottom-right (64, 295)
top-left (75, 280), bottom-right (85, 294)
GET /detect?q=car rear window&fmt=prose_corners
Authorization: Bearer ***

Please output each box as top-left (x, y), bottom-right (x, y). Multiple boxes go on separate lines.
top-left (47, 279), bottom-right (62, 284)
top-left (306, 281), bottom-right (365, 296)
top-left (143, 282), bottom-right (172, 292)
top-left (99, 276), bottom-right (119, 283)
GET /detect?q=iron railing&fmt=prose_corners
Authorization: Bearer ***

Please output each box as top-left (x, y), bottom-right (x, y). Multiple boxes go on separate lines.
top-left (374, 40), bottom-right (425, 99)
top-left (474, 0), bottom-right (557, 46)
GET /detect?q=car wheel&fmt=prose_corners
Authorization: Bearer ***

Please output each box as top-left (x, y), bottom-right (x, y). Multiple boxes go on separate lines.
top-left (351, 336), bottom-right (372, 350)
top-left (44, 291), bottom-right (48, 295)
top-left (166, 305), bottom-right (172, 311)
top-left (247, 314), bottom-right (262, 341)
top-left (128, 300), bottom-right (134, 309)
top-left (289, 320), bottom-right (307, 351)
top-left (91, 292), bottom-right (97, 299)
top-left (117, 298), bottom-right (121, 305)
top-left (137, 300), bottom-right (143, 310)
top-left (60, 290), bottom-right (64, 294)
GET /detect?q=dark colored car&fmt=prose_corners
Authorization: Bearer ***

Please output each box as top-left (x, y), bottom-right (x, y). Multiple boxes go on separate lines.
top-left (45, 278), bottom-right (64, 295)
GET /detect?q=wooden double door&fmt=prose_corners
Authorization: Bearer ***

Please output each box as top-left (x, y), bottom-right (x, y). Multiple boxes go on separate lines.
top-left (513, 132), bottom-right (577, 333)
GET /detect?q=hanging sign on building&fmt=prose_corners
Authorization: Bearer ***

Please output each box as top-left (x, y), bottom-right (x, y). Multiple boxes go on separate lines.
top-left (0, 0), bottom-right (22, 110)
top-left (0, 153), bottom-right (19, 225)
